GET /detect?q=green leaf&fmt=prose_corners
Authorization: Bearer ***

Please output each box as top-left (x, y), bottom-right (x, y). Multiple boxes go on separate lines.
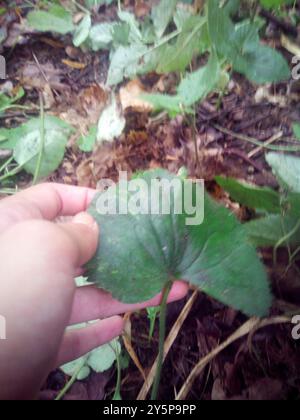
top-left (143, 53), bottom-right (220, 115)
top-left (13, 116), bottom-right (72, 178)
top-left (245, 214), bottom-right (300, 247)
top-left (78, 125), bottom-right (97, 152)
top-left (266, 153), bottom-right (300, 193)
top-left (89, 23), bottom-right (115, 51)
top-left (118, 10), bottom-right (142, 43)
top-left (61, 336), bottom-right (120, 380)
top-left (27, 5), bottom-right (74, 35)
top-left (106, 44), bottom-right (148, 86)
top-left (259, 0), bottom-right (292, 9)
top-left (208, 0), bottom-right (290, 83)
top-left (216, 176), bottom-right (281, 213)
top-left (157, 16), bottom-right (207, 74)
top-left (86, 169), bottom-right (271, 317)
top-left (151, 0), bottom-right (177, 39)
top-left (177, 53), bottom-right (220, 106)
top-left (293, 123), bottom-right (300, 140)
top-left (73, 14), bottom-right (91, 47)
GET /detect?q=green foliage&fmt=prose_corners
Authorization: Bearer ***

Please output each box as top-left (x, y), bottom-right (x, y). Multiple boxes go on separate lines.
top-left (293, 123), bottom-right (300, 140)
top-left (143, 53), bottom-right (221, 116)
top-left (27, 4), bottom-right (74, 35)
top-left (216, 176), bottom-right (281, 214)
top-left (216, 154), bottom-right (300, 250)
top-left (208, 0), bottom-right (290, 83)
top-left (0, 88), bottom-right (25, 115)
top-left (86, 169), bottom-right (271, 317)
top-left (259, 0), bottom-right (294, 9)
top-left (0, 116), bottom-right (73, 180)
top-left (61, 335), bottom-right (121, 380)
top-left (266, 153), bottom-right (300, 193)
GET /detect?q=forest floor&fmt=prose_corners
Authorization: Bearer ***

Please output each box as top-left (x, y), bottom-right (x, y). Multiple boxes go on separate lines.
top-left (1, 0), bottom-right (300, 400)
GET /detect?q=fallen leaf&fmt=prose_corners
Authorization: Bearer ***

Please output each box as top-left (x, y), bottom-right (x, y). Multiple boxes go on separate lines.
top-left (120, 80), bottom-right (153, 113)
top-left (61, 59), bottom-right (86, 70)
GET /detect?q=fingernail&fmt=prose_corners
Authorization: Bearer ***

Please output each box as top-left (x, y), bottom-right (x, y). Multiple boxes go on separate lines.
top-left (73, 212), bottom-right (99, 232)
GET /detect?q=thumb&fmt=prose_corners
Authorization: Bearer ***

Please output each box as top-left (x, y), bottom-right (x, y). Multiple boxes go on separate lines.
top-left (60, 212), bottom-right (99, 267)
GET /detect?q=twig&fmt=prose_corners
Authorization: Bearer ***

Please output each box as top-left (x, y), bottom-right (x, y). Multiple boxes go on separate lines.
top-left (214, 124), bottom-right (300, 152)
top-left (248, 131), bottom-right (283, 158)
top-left (176, 316), bottom-right (291, 400)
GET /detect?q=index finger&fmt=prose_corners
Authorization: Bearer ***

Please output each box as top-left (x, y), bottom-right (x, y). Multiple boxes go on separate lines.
top-left (0, 183), bottom-right (97, 233)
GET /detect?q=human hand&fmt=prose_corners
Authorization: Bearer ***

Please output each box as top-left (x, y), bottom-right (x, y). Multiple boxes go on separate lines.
top-left (0, 183), bottom-right (188, 400)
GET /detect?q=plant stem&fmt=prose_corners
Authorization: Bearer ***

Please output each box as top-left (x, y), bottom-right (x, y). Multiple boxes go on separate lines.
top-left (32, 93), bottom-right (45, 185)
top-left (0, 156), bottom-right (14, 174)
top-left (214, 124), bottom-right (300, 152)
top-left (112, 342), bottom-right (122, 400)
top-left (150, 280), bottom-right (173, 401)
top-left (0, 164), bottom-right (23, 182)
top-left (273, 219), bottom-right (300, 266)
top-left (55, 358), bottom-right (87, 401)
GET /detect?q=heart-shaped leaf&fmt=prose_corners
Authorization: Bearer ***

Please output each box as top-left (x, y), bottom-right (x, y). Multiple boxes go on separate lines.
top-left (86, 170), bottom-right (271, 317)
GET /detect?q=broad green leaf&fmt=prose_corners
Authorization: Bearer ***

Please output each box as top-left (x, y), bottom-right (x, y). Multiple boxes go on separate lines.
top-left (177, 53), bottom-right (220, 106)
top-left (216, 176), bottom-right (281, 214)
top-left (208, 0), bottom-right (290, 83)
top-left (151, 0), bottom-right (177, 39)
top-left (89, 23), bottom-right (115, 51)
top-left (173, 6), bottom-right (193, 30)
top-left (157, 16), bottom-right (207, 74)
top-left (106, 44), bottom-right (148, 86)
top-left (266, 153), bottom-right (300, 193)
top-left (27, 5), bottom-right (74, 35)
top-left (245, 214), bottom-right (300, 248)
top-left (143, 53), bottom-right (220, 115)
top-left (118, 11), bottom-right (142, 43)
top-left (293, 123), bottom-right (300, 140)
top-left (86, 169), bottom-right (271, 317)
top-left (73, 14), bottom-right (91, 47)
top-left (13, 116), bottom-right (72, 178)
top-left (97, 96), bottom-right (125, 143)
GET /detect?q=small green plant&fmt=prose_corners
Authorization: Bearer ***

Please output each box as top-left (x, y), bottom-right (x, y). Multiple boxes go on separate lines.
top-left (84, 168), bottom-right (272, 399)
top-left (216, 153), bottom-right (300, 267)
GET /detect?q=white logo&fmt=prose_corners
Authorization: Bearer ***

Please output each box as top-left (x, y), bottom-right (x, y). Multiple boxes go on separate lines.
top-left (0, 55), bottom-right (6, 79)
top-left (96, 172), bottom-right (205, 226)
top-left (292, 315), bottom-right (300, 340)
top-left (0, 315), bottom-right (6, 340)
top-left (291, 56), bottom-right (300, 81)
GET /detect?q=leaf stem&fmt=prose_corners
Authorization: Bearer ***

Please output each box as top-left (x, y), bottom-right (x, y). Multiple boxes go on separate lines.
top-left (32, 93), bottom-right (45, 185)
top-left (55, 357), bottom-right (87, 401)
top-left (150, 280), bottom-right (173, 401)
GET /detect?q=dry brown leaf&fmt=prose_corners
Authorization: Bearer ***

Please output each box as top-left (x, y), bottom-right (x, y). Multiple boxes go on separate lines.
top-left (123, 313), bottom-right (146, 380)
top-left (61, 59), bottom-right (86, 70)
top-left (120, 80), bottom-right (153, 113)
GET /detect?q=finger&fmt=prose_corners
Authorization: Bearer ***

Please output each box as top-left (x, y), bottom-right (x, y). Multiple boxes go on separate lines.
top-left (0, 183), bottom-right (97, 233)
top-left (60, 212), bottom-right (99, 267)
top-left (56, 316), bottom-right (124, 366)
top-left (69, 281), bottom-right (189, 325)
